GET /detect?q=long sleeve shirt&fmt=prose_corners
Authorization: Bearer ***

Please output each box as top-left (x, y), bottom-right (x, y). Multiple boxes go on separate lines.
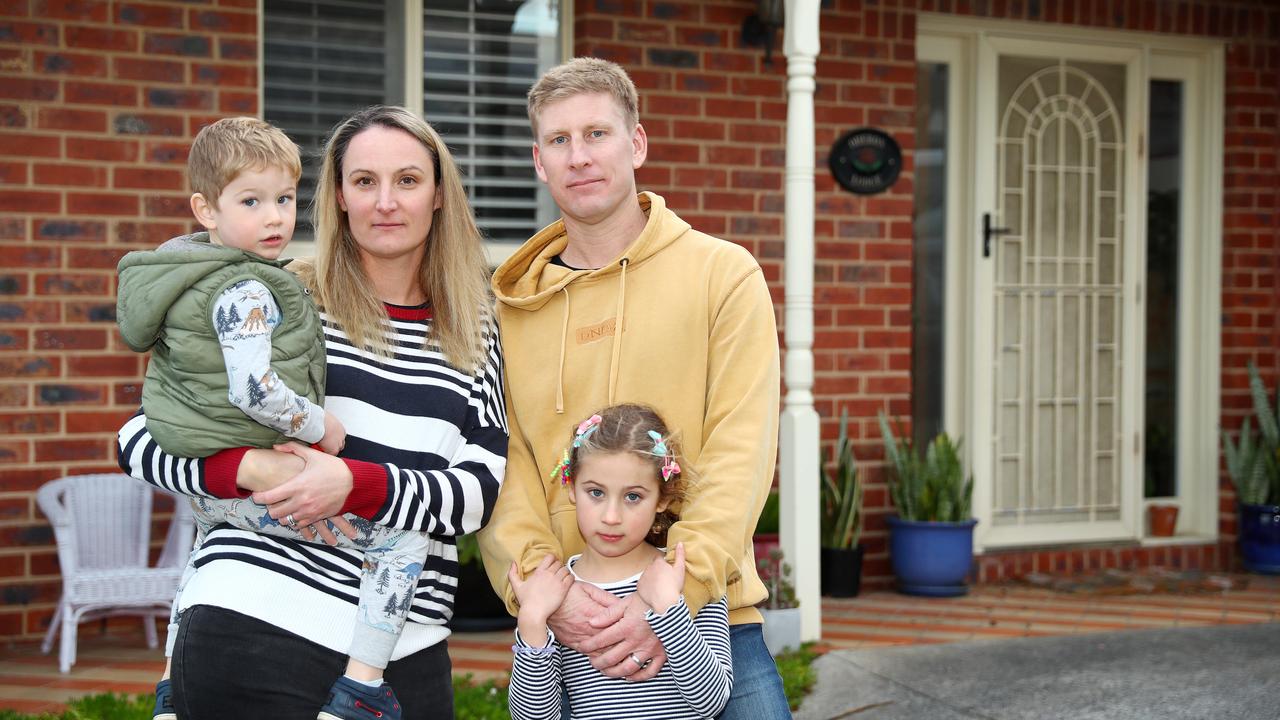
top-left (118, 303), bottom-right (507, 658)
top-left (508, 556), bottom-right (733, 720)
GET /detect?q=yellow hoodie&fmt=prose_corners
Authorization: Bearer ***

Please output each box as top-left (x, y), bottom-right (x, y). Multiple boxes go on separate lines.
top-left (478, 193), bottom-right (779, 625)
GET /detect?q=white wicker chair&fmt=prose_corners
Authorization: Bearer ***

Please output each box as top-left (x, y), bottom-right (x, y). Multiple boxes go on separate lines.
top-left (36, 473), bottom-right (195, 673)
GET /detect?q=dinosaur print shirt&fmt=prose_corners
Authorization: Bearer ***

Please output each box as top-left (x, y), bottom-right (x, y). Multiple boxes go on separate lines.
top-left (212, 278), bottom-right (325, 444)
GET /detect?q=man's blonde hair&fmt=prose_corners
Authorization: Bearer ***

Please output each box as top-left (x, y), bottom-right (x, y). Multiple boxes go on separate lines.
top-left (308, 105), bottom-right (491, 372)
top-left (188, 117), bottom-right (301, 207)
top-left (526, 57), bottom-right (639, 135)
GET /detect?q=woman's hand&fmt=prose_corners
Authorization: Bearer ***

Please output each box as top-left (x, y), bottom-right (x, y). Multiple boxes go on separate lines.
top-left (635, 542), bottom-right (685, 615)
top-left (250, 442), bottom-right (353, 529)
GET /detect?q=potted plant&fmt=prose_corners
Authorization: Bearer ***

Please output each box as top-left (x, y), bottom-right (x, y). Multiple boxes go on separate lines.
top-left (1221, 361), bottom-right (1280, 574)
top-left (879, 411), bottom-right (977, 596)
top-left (753, 489), bottom-right (781, 564)
top-left (450, 534), bottom-right (517, 631)
top-left (756, 547), bottom-right (801, 656)
top-left (820, 409), bottom-right (864, 597)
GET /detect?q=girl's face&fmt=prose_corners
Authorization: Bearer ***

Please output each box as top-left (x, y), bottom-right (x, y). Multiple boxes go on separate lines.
top-left (336, 125), bottom-right (442, 268)
top-left (570, 451), bottom-right (668, 566)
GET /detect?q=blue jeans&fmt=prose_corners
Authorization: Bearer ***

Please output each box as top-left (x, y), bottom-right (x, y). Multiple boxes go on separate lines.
top-left (718, 623), bottom-right (791, 719)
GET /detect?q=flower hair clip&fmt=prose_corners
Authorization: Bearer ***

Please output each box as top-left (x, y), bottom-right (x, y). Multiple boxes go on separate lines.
top-left (647, 430), bottom-right (681, 482)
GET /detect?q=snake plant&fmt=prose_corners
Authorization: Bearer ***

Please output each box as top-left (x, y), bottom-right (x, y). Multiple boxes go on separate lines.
top-left (878, 411), bottom-right (973, 522)
top-left (820, 409), bottom-right (862, 549)
top-left (1222, 361), bottom-right (1280, 506)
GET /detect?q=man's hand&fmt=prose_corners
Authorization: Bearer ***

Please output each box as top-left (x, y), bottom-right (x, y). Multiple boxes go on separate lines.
top-left (581, 593), bottom-right (667, 681)
top-left (546, 581), bottom-right (615, 650)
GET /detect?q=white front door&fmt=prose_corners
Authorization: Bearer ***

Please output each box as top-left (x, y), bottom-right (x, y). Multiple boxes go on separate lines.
top-left (972, 37), bottom-right (1146, 548)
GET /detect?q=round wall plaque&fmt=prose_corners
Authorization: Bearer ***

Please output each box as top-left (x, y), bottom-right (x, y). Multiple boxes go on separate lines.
top-left (828, 127), bottom-right (902, 195)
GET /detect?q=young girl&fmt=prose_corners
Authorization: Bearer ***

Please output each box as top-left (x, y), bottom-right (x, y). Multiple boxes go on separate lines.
top-left (506, 404), bottom-right (733, 720)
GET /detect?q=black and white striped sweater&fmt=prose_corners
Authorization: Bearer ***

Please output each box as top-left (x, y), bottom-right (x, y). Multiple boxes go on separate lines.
top-left (117, 303), bottom-right (507, 659)
top-left (509, 556), bottom-right (733, 720)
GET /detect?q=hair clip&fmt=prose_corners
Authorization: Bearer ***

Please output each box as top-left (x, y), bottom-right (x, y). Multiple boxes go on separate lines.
top-left (573, 414), bottom-right (602, 448)
top-left (647, 430), bottom-right (681, 481)
top-left (549, 448), bottom-right (571, 485)
top-left (661, 459), bottom-right (681, 482)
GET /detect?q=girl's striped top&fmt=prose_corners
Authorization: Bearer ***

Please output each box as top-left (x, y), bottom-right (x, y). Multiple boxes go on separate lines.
top-left (508, 554), bottom-right (733, 720)
top-left (117, 303), bottom-right (507, 659)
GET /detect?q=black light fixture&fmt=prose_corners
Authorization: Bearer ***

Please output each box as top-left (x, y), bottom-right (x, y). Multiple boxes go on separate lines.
top-left (742, 0), bottom-right (785, 66)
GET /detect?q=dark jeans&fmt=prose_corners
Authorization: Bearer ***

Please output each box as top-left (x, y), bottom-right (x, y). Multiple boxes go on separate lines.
top-left (171, 605), bottom-right (453, 720)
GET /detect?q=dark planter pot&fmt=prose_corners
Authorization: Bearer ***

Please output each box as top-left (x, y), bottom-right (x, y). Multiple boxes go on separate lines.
top-left (820, 545), bottom-right (864, 597)
top-left (450, 560), bottom-right (516, 632)
top-left (1239, 503), bottom-right (1280, 575)
top-left (753, 533), bottom-right (780, 568)
top-left (887, 516), bottom-right (977, 597)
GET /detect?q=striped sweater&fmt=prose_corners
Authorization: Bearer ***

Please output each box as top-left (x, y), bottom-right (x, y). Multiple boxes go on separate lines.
top-left (509, 556), bottom-right (733, 720)
top-left (117, 303), bottom-right (507, 659)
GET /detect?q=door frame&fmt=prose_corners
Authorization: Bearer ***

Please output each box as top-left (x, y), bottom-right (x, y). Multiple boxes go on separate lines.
top-left (916, 15), bottom-right (1225, 551)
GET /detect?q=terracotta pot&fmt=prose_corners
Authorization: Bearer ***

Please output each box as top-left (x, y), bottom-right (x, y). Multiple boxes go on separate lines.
top-left (1148, 504), bottom-right (1179, 537)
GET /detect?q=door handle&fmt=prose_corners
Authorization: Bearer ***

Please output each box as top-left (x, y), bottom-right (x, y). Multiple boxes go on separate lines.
top-left (983, 213), bottom-right (1010, 258)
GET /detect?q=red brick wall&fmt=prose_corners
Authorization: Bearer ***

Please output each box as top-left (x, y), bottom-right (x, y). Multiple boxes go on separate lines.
top-left (575, 0), bottom-right (1279, 589)
top-left (0, 0), bottom-right (1275, 641)
top-left (0, 0), bottom-right (257, 640)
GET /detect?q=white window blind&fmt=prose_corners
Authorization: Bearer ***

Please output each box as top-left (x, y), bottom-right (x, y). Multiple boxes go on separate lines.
top-left (262, 0), bottom-right (559, 246)
top-left (424, 0), bottom-right (559, 243)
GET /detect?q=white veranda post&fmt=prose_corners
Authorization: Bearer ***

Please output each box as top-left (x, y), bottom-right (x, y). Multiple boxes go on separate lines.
top-left (780, 0), bottom-right (822, 641)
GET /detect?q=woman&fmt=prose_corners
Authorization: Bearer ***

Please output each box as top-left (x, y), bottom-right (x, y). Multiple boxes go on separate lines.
top-left (117, 105), bottom-right (505, 719)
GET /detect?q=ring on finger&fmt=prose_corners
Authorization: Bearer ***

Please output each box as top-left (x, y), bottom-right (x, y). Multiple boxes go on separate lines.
top-left (285, 513), bottom-right (298, 529)
top-left (629, 653), bottom-right (651, 669)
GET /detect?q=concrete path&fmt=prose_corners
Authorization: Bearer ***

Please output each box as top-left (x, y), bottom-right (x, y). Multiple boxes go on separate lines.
top-left (795, 622), bottom-right (1280, 720)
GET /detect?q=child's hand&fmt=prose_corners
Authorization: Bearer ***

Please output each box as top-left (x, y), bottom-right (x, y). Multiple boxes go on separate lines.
top-left (636, 542), bottom-right (685, 614)
top-left (317, 411), bottom-right (346, 456)
top-left (509, 554), bottom-right (572, 625)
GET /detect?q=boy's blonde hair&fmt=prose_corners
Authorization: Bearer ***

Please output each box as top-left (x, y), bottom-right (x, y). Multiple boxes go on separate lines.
top-left (526, 57), bottom-right (639, 135)
top-left (188, 117), bottom-right (301, 208)
top-left (309, 105), bottom-right (491, 372)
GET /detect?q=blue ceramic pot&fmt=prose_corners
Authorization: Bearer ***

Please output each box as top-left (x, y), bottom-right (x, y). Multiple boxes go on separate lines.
top-left (1239, 503), bottom-right (1280, 575)
top-left (887, 516), bottom-right (977, 596)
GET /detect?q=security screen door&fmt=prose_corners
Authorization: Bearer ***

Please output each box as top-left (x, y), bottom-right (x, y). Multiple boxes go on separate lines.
top-left (975, 39), bottom-right (1143, 547)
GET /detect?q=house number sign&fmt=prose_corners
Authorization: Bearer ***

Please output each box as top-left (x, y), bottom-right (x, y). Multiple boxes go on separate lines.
top-left (828, 127), bottom-right (902, 195)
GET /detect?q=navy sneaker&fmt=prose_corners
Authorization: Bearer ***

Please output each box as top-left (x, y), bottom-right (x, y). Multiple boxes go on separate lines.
top-left (317, 676), bottom-right (402, 720)
top-left (152, 678), bottom-right (176, 720)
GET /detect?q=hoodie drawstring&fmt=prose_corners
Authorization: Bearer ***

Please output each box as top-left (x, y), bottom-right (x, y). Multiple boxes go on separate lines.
top-left (555, 287), bottom-right (570, 414)
top-left (606, 258), bottom-right (629, 405)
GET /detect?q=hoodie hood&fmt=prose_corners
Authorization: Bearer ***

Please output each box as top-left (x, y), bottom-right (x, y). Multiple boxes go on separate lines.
top-left (492, 192), bottom-right (690, 310)
top-left (491, 192), bottom-right (691, 413)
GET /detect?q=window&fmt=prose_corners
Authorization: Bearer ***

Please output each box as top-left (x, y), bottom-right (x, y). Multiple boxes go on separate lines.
top-left (263, 0), bottom-right (563, 250)
top-left (1144, 79), bottom-right (1183, 500)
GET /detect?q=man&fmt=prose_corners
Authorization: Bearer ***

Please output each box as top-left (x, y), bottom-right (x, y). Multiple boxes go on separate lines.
top-left (477, 57), bottom-right (790, 718)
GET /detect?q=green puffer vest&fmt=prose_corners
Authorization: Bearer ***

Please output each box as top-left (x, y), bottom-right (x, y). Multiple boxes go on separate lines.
top-left (116, 232), bottom-right (327, 458)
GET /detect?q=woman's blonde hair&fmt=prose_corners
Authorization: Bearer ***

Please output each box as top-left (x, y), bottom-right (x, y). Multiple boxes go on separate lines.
top-left (309, 105), bottom-right (490, 371)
